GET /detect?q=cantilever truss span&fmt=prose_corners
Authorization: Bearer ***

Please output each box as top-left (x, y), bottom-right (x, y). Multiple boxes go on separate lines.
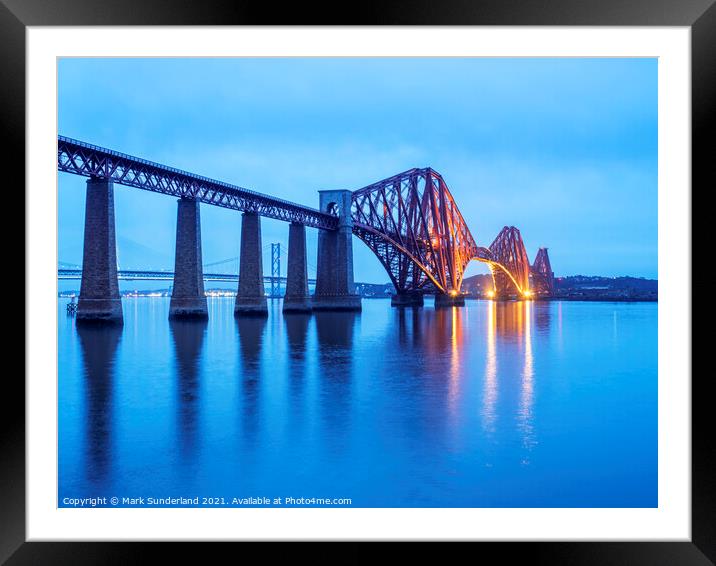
top-left (530, 247), bottom-right (555, 295)
top-left (487, 226), bottom-right (531, 297)
top-left (350, 168), bottom-right (550, 298)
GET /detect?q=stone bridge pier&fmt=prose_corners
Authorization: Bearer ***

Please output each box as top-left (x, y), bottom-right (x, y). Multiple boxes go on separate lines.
top-left (235, 212), bottom-right (269, 317)
top-left (434, 292), bottom-right (466, 308)
top-left (312, 190), bottom-right (361, 312)
top-left (169, 198), bottom-right (208, 318)
top-left (283, 222), bottom-right (312, 313)
top-left (77, 178), bottom-right (123, 323)
top-left (391, 290), bottom-right (425, 307)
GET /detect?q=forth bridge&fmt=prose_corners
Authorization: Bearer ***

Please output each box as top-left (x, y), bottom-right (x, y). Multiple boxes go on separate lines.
top-left (58, 135), bottom-right (554, 323)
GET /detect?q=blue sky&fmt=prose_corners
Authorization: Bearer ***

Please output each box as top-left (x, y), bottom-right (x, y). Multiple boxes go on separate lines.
top-left (58, 57), bottom-right (657, 284)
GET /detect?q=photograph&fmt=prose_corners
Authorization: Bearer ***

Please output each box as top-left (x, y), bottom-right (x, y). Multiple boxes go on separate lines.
top-left (7, 6), bottom-right (709, 559)
top-left (56, 56), bottom-right (659, 509)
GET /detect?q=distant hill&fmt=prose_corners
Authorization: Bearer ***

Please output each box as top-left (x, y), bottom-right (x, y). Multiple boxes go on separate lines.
top-left (462, 273), bottom-right (657, 300)
top-left (463, 273), bottom-right (657, 290)
top-left (461, 273), bottom-right (496, 294)
top-left (554, 275), bottom-right (657, 292)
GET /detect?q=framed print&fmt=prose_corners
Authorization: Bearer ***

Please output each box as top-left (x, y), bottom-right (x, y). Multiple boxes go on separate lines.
top-left (7, 0), bottom-right (714, 563)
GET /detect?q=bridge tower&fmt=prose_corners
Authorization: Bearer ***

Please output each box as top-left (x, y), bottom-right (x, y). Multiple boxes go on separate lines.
top-left (530, 247), bottom-right (555, 296)
top-left (313, 190), bottom-right (362, 311)
top-left (77, 178), bottom-right (123, 323)
top-left (270, 243), bottom-right (281, 298)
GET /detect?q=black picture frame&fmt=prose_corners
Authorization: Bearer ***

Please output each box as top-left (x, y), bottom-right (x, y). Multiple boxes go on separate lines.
top-left (6, 0), bottom-right (712, 562)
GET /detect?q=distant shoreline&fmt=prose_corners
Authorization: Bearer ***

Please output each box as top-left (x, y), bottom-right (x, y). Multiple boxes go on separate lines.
top-left (541, 296), bottom-right (657, 303)
top-left (361, 296), bottom-right (658, 303)
top-left (58, 294), bottom-right (657, 304)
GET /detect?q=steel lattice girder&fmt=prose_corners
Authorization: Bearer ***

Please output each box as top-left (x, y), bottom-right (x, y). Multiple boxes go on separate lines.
top-left (351, 167), bottom-right (491, 294)
top-left (350, 168), bottom-right (541, 297)
top-left (488, 226), bottom-right (531, 296)
top-left (530, 247), bottom-right (555, 294)
top-left (57, 136), bottom-right (338, 230)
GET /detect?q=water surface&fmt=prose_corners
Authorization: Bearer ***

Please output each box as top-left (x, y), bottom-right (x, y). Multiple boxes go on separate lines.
top-left (58, 297), bottom-right (657, 507)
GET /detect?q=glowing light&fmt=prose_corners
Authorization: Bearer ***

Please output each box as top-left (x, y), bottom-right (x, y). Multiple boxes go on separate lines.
top-left (482, 299), bottom-right (497, 434)
top-left (518, 299), bottom-right (536, 456)
top-left (486, 290), bottom-right (495, 299)
top-left (523, 289), bottom-right (533, 298)
top-left (449, 290), bottom-right (458, 297)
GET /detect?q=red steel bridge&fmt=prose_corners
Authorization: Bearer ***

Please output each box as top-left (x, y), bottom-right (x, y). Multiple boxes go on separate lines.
top-left (58, 137), bottom-right (553, 315)
top-left (351, 167), bottom-right (554, 299)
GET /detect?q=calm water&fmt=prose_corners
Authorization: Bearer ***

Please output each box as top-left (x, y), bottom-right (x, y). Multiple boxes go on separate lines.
top-left (58, 297), bottom-right (657, 508)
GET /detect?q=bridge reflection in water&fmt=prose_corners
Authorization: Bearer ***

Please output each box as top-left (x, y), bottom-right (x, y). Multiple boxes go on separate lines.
top-left (236, 316), bottom-right (267, 447)
top-left (60, 297), bottom-right (657, 508)
top-left (391, 300), bottom-right (539, 457)
top-left (76, 323), bottom-right (122, 485)
top-left (169, 319), bottom-right (207, 463)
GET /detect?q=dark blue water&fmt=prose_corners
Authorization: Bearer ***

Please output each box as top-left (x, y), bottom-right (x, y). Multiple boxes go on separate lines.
top-left (58, 298), bottom-right (657, 508)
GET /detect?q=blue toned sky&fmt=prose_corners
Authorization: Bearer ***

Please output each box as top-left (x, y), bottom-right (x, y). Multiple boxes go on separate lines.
top-left (58, 57), bottom-right (657, 283)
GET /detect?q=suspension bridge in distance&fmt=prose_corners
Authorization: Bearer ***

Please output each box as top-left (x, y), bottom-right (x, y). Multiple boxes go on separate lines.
top-left (58, 135), bottom-right (554, 324)
top-left (58, 246), bottom-right (326, 295)
top-left (58, 248), bottom-right (315, 286)
top-left (58, 269), bottom-right (311, 284)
